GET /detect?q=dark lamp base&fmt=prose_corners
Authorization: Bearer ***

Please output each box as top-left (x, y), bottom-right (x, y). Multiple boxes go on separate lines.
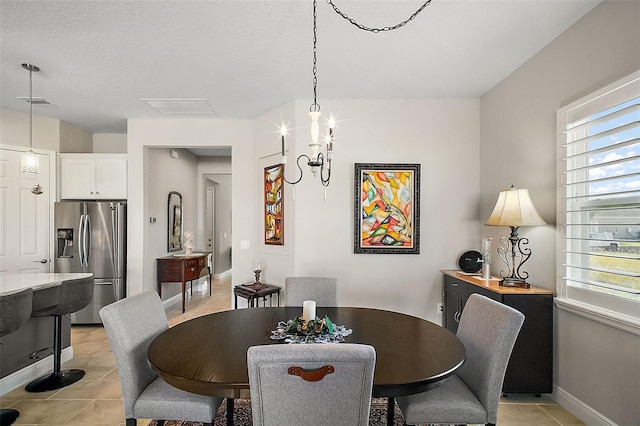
top-left (499, 278), bottom-right (531, 289)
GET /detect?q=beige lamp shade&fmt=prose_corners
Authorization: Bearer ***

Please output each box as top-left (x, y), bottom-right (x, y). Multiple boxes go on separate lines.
top-left (486, 187), bottom-right (546, 227)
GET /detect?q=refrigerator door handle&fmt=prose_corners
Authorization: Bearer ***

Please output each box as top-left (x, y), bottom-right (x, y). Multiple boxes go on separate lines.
top-left (78, 214), bottom-right (86, 267)
top-left (111, 205), bottom-right (119, 278)
top-left (84, 214), bottom-right (91, 268)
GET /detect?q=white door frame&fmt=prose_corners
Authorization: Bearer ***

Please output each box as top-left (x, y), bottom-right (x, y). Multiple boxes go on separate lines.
top-left (206, 186), bottom-right (215, 273)
top-left (0, 144), bottom-right (57, 272)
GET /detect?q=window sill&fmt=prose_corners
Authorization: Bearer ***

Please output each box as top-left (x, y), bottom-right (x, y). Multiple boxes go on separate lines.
top-left (554, 297), bottom-right (640, 336)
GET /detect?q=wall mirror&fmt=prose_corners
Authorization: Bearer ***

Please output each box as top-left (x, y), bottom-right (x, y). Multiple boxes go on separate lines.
top-left (168, 191), bottom-right (183, 252)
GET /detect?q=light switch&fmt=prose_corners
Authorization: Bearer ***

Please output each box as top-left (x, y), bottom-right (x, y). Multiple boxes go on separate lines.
top-left (240, 240), bottom-right (250, 250)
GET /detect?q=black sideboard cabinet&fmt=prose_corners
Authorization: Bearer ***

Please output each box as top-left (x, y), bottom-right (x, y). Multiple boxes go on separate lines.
top-left (442, 270), bottom-right (554, 396)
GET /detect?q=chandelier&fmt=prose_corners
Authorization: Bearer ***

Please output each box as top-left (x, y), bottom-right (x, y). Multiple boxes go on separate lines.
top-left (281, 0), bottom-right (334, 188)
top-left (280, 0), bottom-right (433, 191)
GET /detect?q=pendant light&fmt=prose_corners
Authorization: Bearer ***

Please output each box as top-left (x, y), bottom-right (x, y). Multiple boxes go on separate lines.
top-left (20, 63), bottom-right (40, 174)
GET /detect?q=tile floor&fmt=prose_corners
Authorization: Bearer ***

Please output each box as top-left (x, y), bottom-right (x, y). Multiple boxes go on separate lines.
top-left (1, 277), bottom-right (584, 425)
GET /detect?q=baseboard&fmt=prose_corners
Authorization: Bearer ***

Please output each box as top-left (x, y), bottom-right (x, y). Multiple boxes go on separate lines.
top-left (214, 269), bottom-right (231, 280)
top-left (552, 385), bottom-right (616, 425)
top-left (161, 292), bottom-right (183, 308)
top-left (160, 276), bottom-right (213, 309)
top-left (0, 346), bottom-right (73, 396)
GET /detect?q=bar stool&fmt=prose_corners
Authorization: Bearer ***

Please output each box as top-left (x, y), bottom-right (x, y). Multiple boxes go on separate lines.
top-left (25, 277), bottom-right (94, 393)
top-left (0, 288), bottom-right (34, 426)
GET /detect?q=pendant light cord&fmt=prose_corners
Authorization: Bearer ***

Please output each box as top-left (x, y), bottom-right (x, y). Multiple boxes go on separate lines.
top-left (29, 66), bottom-right (33, 151)
top-left (326, 0), bottom-right (432, 33)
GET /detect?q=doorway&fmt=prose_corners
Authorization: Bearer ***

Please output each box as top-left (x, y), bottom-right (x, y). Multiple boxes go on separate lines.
top-left (205, 186), bottom-right (215, 271)
top-left (202, 174), bottom-right (232, 278)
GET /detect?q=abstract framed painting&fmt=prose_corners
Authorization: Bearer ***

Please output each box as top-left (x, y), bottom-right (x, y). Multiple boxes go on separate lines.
top-left (354, 163), bottom-right (420, 254)
top-left (264, 163), bottom-right (284, 245)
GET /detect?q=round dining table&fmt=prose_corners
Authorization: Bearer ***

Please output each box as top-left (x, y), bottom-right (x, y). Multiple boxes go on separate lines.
top-left (148, 306), bottom-right (465, 426)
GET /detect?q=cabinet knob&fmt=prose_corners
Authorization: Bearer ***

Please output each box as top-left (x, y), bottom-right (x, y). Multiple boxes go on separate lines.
top-left (90, 191), bottom-right (94, 194)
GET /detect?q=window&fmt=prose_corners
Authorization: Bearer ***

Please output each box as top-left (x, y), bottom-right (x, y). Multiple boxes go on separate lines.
top-left (557, 71), bottom-right (640, 330)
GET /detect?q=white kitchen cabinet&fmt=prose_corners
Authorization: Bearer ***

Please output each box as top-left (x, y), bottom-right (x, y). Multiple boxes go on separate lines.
top-left (60, 154), bottom-right (127, 199)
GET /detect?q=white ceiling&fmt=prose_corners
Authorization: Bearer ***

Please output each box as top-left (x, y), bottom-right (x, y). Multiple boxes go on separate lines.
top-left (1, 0), bottom-right (601, 135)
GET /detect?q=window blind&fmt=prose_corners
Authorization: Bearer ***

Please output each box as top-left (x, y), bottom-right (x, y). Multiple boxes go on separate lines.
top-left (560, 73), bottom-right (640, 311)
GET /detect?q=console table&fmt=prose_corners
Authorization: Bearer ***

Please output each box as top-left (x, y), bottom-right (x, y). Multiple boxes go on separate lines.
top-left (442, 270), bottom-right (554, 396)
top-left (157, 253), bottom-right (212, 313)
top-left (233, 283), bottom-right (281, 309)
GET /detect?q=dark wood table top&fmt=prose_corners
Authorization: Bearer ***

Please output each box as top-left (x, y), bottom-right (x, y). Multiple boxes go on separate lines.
top-left (148, 307), bottom-right (465, 399)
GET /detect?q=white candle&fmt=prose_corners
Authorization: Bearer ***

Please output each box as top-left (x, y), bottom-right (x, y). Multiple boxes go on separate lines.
top-left (302, 300), bottom-right (316, 322)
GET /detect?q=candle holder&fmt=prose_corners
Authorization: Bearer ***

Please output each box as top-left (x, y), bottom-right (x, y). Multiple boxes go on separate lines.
top-left (481, 237), bottom-right (492, 280)
top-left (249, 262), bottom-right (265, 289)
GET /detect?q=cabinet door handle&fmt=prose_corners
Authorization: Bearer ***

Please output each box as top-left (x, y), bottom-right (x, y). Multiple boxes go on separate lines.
top-left (454, 311), bottom-right (460, 323)
top-left (451, 282), bottom-right (458, 287)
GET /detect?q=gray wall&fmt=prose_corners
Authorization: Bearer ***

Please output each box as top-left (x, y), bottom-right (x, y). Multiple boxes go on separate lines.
top-left (146, 147), bottom-right (199, 301)
top-left (480, 2), bottom-right (640, 424)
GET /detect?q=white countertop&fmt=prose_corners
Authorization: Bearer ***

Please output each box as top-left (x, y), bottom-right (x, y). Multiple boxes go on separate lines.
top-left (0, 273), bottom-right (94, 296)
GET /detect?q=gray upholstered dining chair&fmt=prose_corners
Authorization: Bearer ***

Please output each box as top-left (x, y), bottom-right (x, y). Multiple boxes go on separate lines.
top-left (284, 276), bottom-right (337, 306)
top-left (247, 343), bottom-right (376, 426)
top-left (396, 293), bottom-right (525, 426)
top-left (99, 291), bottom-right (222, 426)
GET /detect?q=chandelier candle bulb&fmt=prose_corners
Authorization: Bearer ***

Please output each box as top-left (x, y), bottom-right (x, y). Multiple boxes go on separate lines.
top-left (302, 300), bottom-right (316, 322)
top-left (280, 125), bottom-right (287, 160)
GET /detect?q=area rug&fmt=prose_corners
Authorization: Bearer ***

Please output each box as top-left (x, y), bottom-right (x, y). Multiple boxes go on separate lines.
top-left (148, 397), bottom-right (405, 425)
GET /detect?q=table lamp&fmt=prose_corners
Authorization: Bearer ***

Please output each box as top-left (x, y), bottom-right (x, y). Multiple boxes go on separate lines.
top-left (485, 185), bottom-right (546, 288)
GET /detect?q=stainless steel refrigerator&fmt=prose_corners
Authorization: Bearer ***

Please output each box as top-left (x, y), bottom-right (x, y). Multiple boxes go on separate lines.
top-left (54, 201), bottom-right (126, 324)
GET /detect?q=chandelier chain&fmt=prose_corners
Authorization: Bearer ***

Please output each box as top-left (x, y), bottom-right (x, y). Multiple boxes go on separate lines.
top-left (310, 0), bottom-right (320, 112)
top-left (325, 0), bottom-right (432, 33)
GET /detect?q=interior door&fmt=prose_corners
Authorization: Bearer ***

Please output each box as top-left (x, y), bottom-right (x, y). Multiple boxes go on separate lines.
top-left (0, 147), bottom-right (51, 273)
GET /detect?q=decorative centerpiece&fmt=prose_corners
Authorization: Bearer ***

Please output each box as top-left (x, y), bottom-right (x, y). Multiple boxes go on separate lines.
top-left (270, 315), bottom-right (352, 344)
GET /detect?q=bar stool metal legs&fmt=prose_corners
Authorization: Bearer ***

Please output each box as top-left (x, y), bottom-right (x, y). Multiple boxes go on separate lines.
top-left (25, 277), bottom-right (94, 393)
top-left (0, 408), bottom-right (20, 426)
top-left (24, 314), bottom-right (86, 392)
